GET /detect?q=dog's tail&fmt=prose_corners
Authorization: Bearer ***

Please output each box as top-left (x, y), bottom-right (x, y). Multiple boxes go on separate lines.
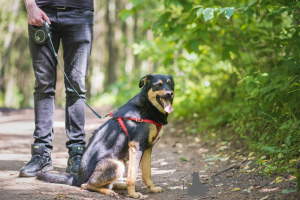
top-left (37, 173), bottom-right (80, 187)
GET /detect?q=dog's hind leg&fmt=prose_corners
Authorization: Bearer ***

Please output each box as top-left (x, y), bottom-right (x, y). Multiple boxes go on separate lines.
top-left (141, 147), bottom-right (163, 193)
top-left (113, 161), bottom-right (127, 190)
top-left (113, 182), bottom-right (127, 190)
top-left (81, 158), bottom-right (125, 197)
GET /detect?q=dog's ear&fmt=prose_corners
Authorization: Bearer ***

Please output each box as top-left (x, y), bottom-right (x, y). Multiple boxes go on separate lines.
top-left (168, 75), bottom-right (174, 85)
top-left (139, 74), bottom-right (153, 88)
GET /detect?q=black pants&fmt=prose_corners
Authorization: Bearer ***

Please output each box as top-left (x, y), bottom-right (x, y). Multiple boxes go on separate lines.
top-left (28, 6), bottom-right (94, 156)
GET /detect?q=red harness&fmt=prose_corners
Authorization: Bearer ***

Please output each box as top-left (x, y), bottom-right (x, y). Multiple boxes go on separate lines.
top-left (109, 112), bottom-right (162, 147)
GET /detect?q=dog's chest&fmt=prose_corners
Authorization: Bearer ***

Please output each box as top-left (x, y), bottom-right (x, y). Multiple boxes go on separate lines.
top-left (148, 124), bottom-right (163, 146)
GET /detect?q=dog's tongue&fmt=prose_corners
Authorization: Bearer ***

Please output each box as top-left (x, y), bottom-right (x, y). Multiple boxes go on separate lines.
top-left (163, 99), bottom-right (174, 113)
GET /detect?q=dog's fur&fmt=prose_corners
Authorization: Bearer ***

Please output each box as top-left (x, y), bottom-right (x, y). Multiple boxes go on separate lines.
top-left (37, 74), bottom-right (175, 198)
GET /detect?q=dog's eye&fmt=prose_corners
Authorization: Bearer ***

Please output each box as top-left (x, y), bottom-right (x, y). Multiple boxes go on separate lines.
top-left (154, 83), bottom-right (163, 88)
top-left (168, 82), bottom-right (174, 87)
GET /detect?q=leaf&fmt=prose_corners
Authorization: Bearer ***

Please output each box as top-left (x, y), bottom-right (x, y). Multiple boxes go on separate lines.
top-left (248, 0), bottom-right (257, 7)
top-left (260, 155), bottom-right (266, 160)
top-left (120, 9), bottom-right (131, 21)
top-left (132, 0), bottom-right (144, 7)
top-left (282, 188), bottom-right (298, 193)
top-left (261, 146), bottom-right (279, 153)
top-left (243, 187), bottom-right (253, 193)
top-left (142, 20), bottom-right (152, 30)
top-left (225, 7), bottom-right (235, 19)
top-left (192, 5), bottom-right (203, 10)
top-left (220, 156), bottom-right (230, 161)
top-left (179, 156), bottom-right (190, 162)
top-left (275, 176), bottom-right (284, 183)
top-left (197, 8), bottom-right (204, 18)
top-left (218, 7), bottom-right (227, 15)
top-left (203, 157), bottom-right (222, 161)
top-left (259, 195), bottom-right (269, 200)
top-left (232, 187), bottom-right (241, 191)
top-left (194, 137), bottom-right (200, 143)
top-left (297, 2), bottom-right (300, 8)
top-left (203, 8), bottom-right (214, 21)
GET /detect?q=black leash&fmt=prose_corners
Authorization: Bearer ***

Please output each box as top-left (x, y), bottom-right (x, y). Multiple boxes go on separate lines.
top-left (31, 20), bottom-right (109, 120)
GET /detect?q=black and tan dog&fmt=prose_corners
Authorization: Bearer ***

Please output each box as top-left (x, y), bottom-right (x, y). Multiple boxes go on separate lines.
top-left (37, 74), bottom-right (175, 198)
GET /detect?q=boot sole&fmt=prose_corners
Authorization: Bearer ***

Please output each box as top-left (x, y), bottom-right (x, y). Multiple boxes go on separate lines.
top-left (19, 165), bottom-right (54, 177)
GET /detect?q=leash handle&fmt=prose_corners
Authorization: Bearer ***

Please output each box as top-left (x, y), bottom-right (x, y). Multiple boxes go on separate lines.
top-left (48, 33), bottom-right (108, 120)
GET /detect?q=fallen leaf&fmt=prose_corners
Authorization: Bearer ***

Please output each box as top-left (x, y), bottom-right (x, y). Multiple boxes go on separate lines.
top-left (270, 177), bottom-right (285, 184)
top-left (243, 186), bottom-right (253, 193)
top-left (232, 187), bottom-right (241, 191)
top-left (203, 157), bottom-right (222, 162)
top-left (289, 159), bottom-right (297, 164)
top-left (169, 186), bottom-right (182, 190)
top-left (282, 188), bottom-right (298, 193)
top-left (248, 152), bottom-right (254, 157)
top-left (260, 155), bottom-right (266, 160)
top-left (194, 137), bottom-right (200, 143)
top-left (259, 195), bottom-right (269, 200)
top-left (179, 156), bottom-right (190, 162)
top-left (220, 156), bottom-right (230, 161)
top-left (275, 176), bottom-right (284, 183)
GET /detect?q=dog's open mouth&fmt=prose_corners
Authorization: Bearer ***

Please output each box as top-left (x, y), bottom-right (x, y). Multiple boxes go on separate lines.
top-left (157, 96), bottom-right (174, 113)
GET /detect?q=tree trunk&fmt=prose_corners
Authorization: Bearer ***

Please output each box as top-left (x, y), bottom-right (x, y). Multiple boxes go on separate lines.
top-left (0, 0), bottom-right (20, 93)
top-left (105, 0), bottom-right (117, 88)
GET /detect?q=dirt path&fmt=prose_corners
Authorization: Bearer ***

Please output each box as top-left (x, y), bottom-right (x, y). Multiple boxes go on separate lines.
top-left (0, 107), bottom-right (299, 200)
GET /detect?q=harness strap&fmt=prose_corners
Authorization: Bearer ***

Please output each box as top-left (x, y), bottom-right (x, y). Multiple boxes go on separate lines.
top-left (117, 117), bottom-right (130, 140)
top-left (109, 112), bottom-right (162, 147)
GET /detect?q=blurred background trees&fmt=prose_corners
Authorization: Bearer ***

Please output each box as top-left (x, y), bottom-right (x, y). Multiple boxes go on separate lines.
top-left (0, 0), bottom-right (300, 175)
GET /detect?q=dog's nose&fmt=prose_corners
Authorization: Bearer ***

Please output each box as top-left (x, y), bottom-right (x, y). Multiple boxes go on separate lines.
top-left (165, 91), bottom-right (173, 97)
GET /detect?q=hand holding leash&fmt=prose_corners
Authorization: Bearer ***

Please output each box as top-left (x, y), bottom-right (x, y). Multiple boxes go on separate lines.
top-left (30, 19), bottom-right (50, 44)
top-left (25, 0), bottom-right (51, 26)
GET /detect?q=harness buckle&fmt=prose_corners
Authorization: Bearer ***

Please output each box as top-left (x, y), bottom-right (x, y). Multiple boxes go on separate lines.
top-left (136, 118), bottom-right (143, 122)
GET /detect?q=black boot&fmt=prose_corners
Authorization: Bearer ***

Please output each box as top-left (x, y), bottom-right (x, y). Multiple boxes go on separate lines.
top-left (66, 145), bottom-right (85, 174)
top-left (19, 143), bottom-right (53, 177)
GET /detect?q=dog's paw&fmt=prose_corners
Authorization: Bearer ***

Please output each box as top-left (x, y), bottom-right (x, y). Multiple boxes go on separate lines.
top-left (129, 192), bottom-right (143, 199)
top-left (107, 190), bottom-right (118, 197)
top-left (149, 186), bottom-right (163, 193)
top-left (81, 183), bottom-right (88, 190)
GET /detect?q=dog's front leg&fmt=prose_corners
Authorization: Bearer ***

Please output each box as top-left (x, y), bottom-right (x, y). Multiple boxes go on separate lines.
top-left (141, 147), bottom-right (163, 193)
top-left (127, 141), bottom-right (143, 198)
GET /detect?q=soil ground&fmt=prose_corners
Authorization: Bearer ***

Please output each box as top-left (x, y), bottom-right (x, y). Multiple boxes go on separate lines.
top-left (0, 107), bottom-right (299, 200)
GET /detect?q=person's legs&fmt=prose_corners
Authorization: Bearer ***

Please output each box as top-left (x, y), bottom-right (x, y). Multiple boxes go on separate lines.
top-left (20, 7), bottom-right (60, 177)
top-left (58, 8), bottom-right (94, 173)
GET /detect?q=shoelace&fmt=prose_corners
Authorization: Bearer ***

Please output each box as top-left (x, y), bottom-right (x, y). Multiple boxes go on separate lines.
top-left (27, 154), bottom-right (42, 165)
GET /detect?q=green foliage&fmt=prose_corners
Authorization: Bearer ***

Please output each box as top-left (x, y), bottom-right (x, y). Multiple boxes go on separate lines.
top-left (113, 0), bottom-right (300, 175)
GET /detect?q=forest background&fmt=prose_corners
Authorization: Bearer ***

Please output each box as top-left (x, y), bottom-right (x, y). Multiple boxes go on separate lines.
top-left (0, 0), bottom-right (299, 183)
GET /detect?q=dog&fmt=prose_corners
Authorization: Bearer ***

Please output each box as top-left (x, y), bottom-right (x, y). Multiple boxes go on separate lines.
top-left (37, 74), bottom-right (175, 198)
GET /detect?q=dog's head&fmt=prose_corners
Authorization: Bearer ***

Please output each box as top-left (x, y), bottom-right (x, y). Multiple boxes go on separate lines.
top-left (139, 74), bottom-right (175, 114)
